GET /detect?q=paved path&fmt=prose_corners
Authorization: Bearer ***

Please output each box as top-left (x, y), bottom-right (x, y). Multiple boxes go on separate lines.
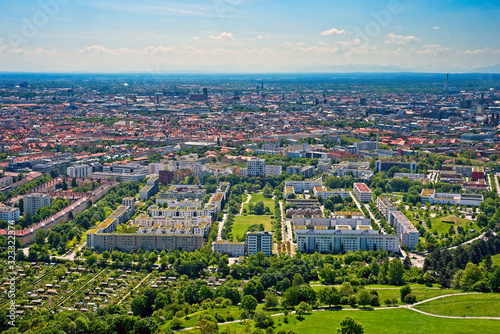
top-left (217, 213), bottom-right (228, 241)
top-left (117, 272), bottom-right (152, 305)
top-left (407, 293), bottom-right (500, 320)
top-left (56, 269), bottom-right (105, 309)
top-left (239, 193), bottom-right (251, 215)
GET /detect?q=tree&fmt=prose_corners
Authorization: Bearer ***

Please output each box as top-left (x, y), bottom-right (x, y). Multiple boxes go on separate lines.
top-left (253, 310), bottom-right (275, 329)
top-left (339, 282), bottom-right (353, 297)
top-left (254, 201), bottom-right (265, 215)
top-left (460, 263), bottom-right (483, 290)
top-left (388, 259), bottom-right (405, 285)
top-left (170, 317), bottom-right (184, 330)
top-left (293, 273), bottom-right (304, 286)
top-left (195, 320), bottom-right (218, 334)
top-left (199, 285), bottom-right (214, 302)
top-left (295, 302), bottom-right (312, 318)
top-left (357, 290), bottom-right (371, 308)
top-left (337, 316), bottom-right (364, 334)
top-left (400, 285), bottom-right (411, 303)
top-left (240, 295), bottom-right (258, 313)
top-left (35, 228), bottom-right (46, 245)
top-left (319, 287), bottom-right (340, 307)
top-left (262, 185), bottom-right (273, 198)
top-left (264, 293), bottom-right (279, 309)
top-left (131, 295), bottom-right (149, 317)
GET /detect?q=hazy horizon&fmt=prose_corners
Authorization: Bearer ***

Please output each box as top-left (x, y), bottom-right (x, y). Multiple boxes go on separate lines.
top-left (1, 0), bottom-right (499, 73)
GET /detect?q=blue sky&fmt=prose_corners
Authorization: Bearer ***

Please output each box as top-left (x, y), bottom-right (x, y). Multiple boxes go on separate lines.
top-left (0, 0), bottom-right (499, 72)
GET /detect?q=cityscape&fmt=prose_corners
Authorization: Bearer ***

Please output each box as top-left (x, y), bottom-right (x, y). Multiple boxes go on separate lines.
top-left (1, 1), bottom-right (500, 334)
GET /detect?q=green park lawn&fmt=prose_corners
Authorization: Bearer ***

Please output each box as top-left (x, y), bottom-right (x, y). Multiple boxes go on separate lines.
top-left (244, 193), bottom-right (275, 214)
top-left (415, 293), bottom-right (500, 317)
top-left (429, 215), bottom-right (479, 235)
top-left (309, 286), bottom-right (463, 306)
top-left (219, 308), bottom-right (500, 334)
top-left (232, 215), bottom-right (274, 241)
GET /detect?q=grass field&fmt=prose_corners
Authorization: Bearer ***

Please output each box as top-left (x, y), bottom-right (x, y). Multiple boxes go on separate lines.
top-left (415, 293), bottom-right (500, 317)
top-left (244, 193), bottom-right (275, 214)
top-left (429, 215), bottom-right (479, 235)
top-left (232, 215), bottom-right (274, 241)
top-left (218, 308), bottom-right (500, 334)
top-left (310, 286), bottom-right (463, 306)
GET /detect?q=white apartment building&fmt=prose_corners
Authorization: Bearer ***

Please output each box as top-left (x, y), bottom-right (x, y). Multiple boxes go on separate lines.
top-left (376, 196), bottom-right (396, 219)
top-left (212, 240), bottom-right (246, 257)
top-left (265, 165), bottom-right (282, 177)
top-left (67, 165), bottom-right (92, 178)
top-left (24, 193), bottom-right (51, 216)
top-left (295, 225), bottom-right (399, 253)
top-left (389, 211), bottom-right (419, 250)
top-left (291, 215), bottom-right (371, 230)
top-left (0, 207), bottom-right (20, 222)
top-left (420, 189), bottom-right (483, 207)
top-left (246, 231), bottom-right (273, 256)
top-left (312, 186), bottom-right (350, 200)
top-left (284, 180), bottom-right (322, 193)
top-left (353, 183), bottom-right (372, 203)
top-left (247, 158), bottom-right (266, 177)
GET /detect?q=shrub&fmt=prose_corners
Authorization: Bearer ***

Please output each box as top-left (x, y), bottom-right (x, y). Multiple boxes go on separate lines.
top-left (404, 294), bottom-right (417, 304)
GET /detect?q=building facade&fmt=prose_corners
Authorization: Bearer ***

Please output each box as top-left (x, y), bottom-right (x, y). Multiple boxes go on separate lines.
top-left (24, 193), bottom-right (51, 216)
top-left (353, 183), bottom-right (372, 203)
top-left (246, 231), bottom-right (273, 256)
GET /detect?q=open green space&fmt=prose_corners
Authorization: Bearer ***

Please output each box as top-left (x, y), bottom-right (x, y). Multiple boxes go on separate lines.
top-left (309, 286), bottom-right (463, 305)
top-left (415, 293), bottom-right (500, 317)
top-left (232, 215), bottom-right (274, 241)
top-left (217, 308), bottom-right (499, 334)
top-left (429, 215), bottom-right (479, 235)
top-left (244, 193), bottom-right (275, 214)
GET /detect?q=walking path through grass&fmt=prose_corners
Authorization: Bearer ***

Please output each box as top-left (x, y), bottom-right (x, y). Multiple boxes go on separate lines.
top-left (174, 293), bottom-right (500, 332)
top-left (412, 293), bottom-right (500, 318)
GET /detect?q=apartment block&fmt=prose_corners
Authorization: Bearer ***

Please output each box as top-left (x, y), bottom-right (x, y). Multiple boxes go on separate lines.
top-left (389, 211), bottom-right (419, 250)
top-left (265, 165), bottom-right (282, 177)
top-left (247, 158), bottom-right (266, 177)
top-left (420, 189), bottom-right (483, 206)
top-left (24, 193), bottom-right (51, 216)
top-left (246, 231), bottom-right (273, 256)
top-left (212, 240), bottom-right (246, 257)
top-left (295, 225), bottom-right (399, 253)
top-left (353, 183), bottom-right (372, 203)
top-left (376, 196), bottom-right (396, 219)
top-left (0, 206), bottom-right (20, 222)
top-left (67, 164), bottom-right (92, 178)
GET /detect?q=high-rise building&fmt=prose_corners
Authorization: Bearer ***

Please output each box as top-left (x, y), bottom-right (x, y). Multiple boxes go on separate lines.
top-left (246, 231), bottom-right (273, 256)
top-left (67, 164), bottom-right (92, 178)
top-left (247, 158), bottom-right (266, 177)
top-left (24, 193), bottom-right (51, 216)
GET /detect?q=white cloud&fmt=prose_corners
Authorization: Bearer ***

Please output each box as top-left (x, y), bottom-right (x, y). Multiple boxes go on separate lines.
top-left (257, 35), bottom-right (264, 40)
top-left (433, 26), bottom-right (440, 30)
top-left (415, 44), bottom-right (451, 56)
top-left (144, 46), bottom-right (176, 55)
top-left (78, 45), bottom-right (137, 56)
top-left (464, 47), bottom-right (500, 56)
top-left (320, 28), bottom-right (346, 36)
top-left (385, 33), bottom-right (420, 44)
top-left (209, 32), bottom-right (234, 40)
